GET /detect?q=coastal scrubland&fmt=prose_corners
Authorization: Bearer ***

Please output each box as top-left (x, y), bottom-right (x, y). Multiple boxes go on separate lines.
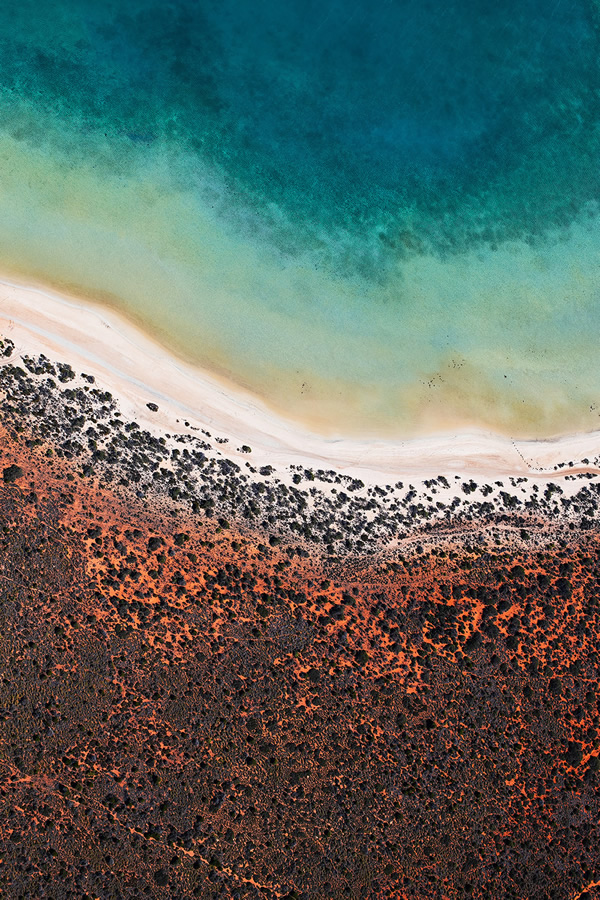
top-left (0, 339), bottom-right (599, 899)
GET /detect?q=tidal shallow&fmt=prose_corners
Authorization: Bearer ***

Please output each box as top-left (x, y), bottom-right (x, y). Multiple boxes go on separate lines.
top-left (1, 0), bottom-right (600, 436)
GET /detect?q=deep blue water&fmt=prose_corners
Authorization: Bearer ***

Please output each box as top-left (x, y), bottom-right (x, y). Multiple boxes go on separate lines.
top-left (3, 0), bottom-right (600, 262)
top-left (1, 0), bottom-right (600, 436)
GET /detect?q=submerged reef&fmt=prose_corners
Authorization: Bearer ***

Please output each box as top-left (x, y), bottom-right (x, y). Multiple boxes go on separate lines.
top-left (0, 340), bottom-right (599, 899)
top-left (3, 0), bottom-right (600, 436)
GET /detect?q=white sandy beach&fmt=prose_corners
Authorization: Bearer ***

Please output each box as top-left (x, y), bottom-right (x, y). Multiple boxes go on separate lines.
top-left (0, 275), bottom-right (599, 487)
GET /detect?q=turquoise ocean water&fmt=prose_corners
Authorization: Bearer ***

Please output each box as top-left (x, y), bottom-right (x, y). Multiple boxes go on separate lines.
top-left (1, 0), bottom-right (600, 437)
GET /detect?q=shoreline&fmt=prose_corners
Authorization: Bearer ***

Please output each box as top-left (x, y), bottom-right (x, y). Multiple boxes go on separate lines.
top-left (1, 274), bottom-right (599, 485)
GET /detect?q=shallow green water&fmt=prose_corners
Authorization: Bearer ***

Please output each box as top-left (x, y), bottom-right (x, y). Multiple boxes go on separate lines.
top-left (1, 0), bottom-right (600, 437)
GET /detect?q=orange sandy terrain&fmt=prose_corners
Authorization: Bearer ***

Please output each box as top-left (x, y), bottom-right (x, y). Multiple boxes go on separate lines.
top-left (0, 426), bottom-right (599, 900)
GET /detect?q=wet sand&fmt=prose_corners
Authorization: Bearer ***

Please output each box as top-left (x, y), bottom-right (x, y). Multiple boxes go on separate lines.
top-left (1, 274), bottom-right (599, 486)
